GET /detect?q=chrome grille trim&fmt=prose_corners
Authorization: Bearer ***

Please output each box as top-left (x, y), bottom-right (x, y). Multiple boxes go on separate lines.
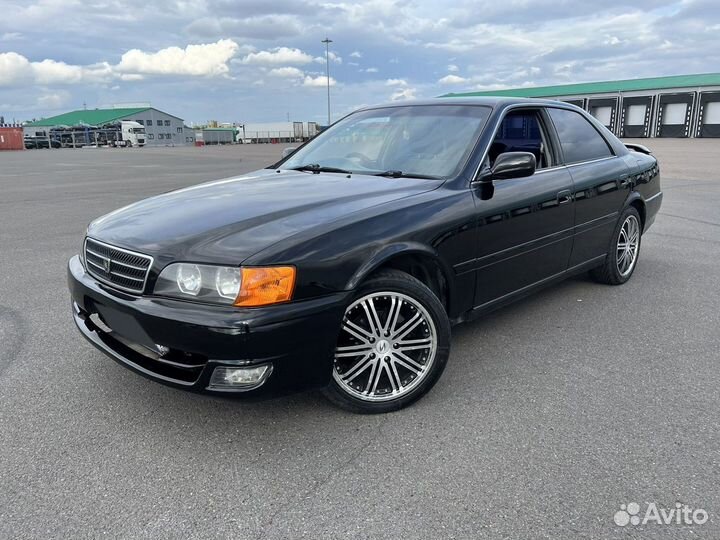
top-left (84, 237), bottom-right (153, 294)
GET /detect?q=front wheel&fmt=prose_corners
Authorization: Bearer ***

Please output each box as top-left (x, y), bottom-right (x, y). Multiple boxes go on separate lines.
top-left (322, 270), bottom-right (451, 414)
top-left (590, 206), bottom-right (642, 285)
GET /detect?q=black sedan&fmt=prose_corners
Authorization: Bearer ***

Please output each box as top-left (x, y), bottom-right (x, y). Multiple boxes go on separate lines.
top-left (68, 97), bottom-right (662, 413)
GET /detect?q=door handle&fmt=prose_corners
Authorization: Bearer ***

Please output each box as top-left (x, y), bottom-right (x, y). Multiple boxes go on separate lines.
top-left (557, 190), bottom-right (573, 204)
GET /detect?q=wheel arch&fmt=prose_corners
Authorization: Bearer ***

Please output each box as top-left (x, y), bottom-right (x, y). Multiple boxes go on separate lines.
top-left (625, 192), bottom-right (647, 232)
top-left (345, 244), bottom-right (454, 315)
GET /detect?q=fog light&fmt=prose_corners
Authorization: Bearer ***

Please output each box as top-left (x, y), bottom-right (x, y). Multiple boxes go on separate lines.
top-left (209, 365), bottom-right (272, 389)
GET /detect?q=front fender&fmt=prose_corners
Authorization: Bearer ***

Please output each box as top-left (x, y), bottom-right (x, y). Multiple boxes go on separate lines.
top-left (345, 242), bottom-right (445, 290)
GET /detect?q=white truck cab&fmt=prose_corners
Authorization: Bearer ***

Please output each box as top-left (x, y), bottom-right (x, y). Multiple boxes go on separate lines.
top-left (121, 121), bottom-right (146, 147)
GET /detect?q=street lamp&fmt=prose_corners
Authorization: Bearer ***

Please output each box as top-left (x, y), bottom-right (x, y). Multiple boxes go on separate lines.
top-left (322, 37), bottom-right (333, 126)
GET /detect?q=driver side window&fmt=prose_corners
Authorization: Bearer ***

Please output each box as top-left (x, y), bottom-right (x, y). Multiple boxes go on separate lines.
top-left (489, 110), bottom-right (551, 169)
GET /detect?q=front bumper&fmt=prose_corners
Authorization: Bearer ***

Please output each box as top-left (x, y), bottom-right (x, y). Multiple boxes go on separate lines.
top-left (68, 255), bottom-right (349, 396)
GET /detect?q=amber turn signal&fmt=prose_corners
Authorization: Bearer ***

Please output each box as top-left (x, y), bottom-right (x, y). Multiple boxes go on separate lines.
top-left (234, 266), bottom-right (296, 307)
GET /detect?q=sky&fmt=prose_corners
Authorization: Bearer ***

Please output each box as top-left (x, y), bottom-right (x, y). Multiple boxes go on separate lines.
top-left (1, 0), bottom-right (719, 125)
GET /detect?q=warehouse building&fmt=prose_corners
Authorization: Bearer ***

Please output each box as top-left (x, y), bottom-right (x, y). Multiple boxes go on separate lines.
top-left (445, 73), bottom-right (720, 138)
top-left (24, 106), bottom-right (187, 146)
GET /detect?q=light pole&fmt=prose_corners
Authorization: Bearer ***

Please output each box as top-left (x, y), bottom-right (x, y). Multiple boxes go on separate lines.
top-left (322, 37), bottom-right (333, 126)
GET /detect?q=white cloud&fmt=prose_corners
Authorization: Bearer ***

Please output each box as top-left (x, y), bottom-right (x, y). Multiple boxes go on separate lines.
top-left (0, 52), bottom-right (109, 86)
top-left (314, 52), bottom-right (342, 64)
top-left (32, 59), bottom-right (84, 84)
top-left (1, 32), bottom-right (22, 41)
top-left (364, 67), bottom-right (379, 73)
top-left (386, 78), bottom-right (407, 86)
top-left (116, 39), bottom-right (239, 76)
top-left (391, 87), bottom-right (417, 101)
top-left (0, 40), bottom-right (240, 88)
top-left (438, 74), bottom-right (468, 85)
top-left (303, 75), bottom-right (336, 87)
top-left (268, 66), bottom-right (304, 78)
top-left (0, 52), bottom-right (32, 86)
top-left (36, 90), bottom-right (71, 109)
top-left (242, 47), bottom-right (313, 65)
top-left (447, 64), bottom-right (459, 72)
top-left (350, 51), bottom-right (363, 58)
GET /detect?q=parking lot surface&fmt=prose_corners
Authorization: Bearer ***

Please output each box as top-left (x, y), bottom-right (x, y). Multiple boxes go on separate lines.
top-left (1, 140), bottom-right (719, 539)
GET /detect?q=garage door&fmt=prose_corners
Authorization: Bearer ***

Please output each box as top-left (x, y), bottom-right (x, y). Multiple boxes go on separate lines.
top-left (697, 92), bottom-right (720, 138)
top-left (561, 98), bottom-right (585, 109)
top-left (655, 92), bottom-right (695, 138)
top-left (587, 97), bottom-right (619, 134)
top-left (620, 96), bottom-right (654, 138)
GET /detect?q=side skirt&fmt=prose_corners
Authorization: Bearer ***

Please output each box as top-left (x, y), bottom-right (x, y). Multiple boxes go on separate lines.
top-left (451, 254), bottom-right (607, 325)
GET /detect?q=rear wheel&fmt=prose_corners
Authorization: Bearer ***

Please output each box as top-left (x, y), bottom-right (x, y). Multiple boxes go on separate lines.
top-left (590, 206), bottom-right (642, 285)
top-left (323, 270), bottom-right (450, 414)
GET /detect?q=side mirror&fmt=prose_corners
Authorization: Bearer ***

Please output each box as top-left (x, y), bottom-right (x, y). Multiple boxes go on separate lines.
top-left (281, 147), bottom-right (297, 159)
top-left (489, 151), bottom-right (536, 180)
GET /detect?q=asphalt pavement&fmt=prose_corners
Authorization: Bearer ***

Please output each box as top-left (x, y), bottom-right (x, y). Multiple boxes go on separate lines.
top-left (0, 140), bottom-right (718, 539)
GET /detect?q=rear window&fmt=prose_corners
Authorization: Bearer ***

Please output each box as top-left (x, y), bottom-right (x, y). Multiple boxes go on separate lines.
top-left (547, 108), bottom-right (613, 164)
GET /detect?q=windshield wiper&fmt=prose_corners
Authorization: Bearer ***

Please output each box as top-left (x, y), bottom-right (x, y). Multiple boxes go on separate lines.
top-left (372, 170), bottom-right (440, 180)
top-left (288, 164), bottom-right (352, 174)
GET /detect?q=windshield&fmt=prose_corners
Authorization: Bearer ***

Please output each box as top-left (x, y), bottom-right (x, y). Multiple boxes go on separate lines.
top-left (281, 104), bottom-right (491, 178)
top-left (132, 128), bottom-right (145, 134)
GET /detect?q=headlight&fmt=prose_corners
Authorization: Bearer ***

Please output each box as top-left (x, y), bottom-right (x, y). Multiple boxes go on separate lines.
top-left (154, 263), bottom-right (295, 307)
top-left (177, 264), bottom-right (202, 296)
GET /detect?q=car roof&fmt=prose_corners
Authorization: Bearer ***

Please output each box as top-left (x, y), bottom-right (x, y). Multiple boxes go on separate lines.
top-left (359, 96), bottom-right (574, 111)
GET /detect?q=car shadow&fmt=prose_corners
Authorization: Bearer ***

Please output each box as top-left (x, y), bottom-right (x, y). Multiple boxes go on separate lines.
top-left (83, 272), bottom-right (595, 440)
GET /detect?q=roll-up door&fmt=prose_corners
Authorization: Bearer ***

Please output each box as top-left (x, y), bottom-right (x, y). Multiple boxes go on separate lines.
top-left (620, 96), bottom-right (654, 138)
top-left (655, 92), bottom-right (695, 138)
top-left (588, 97), bottom-right (619, 134)
top-left (697, 92), bottom-right (720, 138)
top-left (561, 98), bottom-right (586, 109)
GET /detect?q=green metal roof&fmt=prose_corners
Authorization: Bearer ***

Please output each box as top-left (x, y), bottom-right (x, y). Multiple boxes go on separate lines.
top-left (442, 72), bottom-right (720, 99)
top-left (26, 107), bottom-right (150, 127)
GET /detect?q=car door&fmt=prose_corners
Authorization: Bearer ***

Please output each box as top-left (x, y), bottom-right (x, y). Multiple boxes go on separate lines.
top-left (471, 108), bottom-right (575, 308)
top-left (545, 107), bottom-right (632, 266)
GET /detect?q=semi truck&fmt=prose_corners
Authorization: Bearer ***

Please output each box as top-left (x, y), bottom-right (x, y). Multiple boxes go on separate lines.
top-left (120, 120), bottom-right (146, 147)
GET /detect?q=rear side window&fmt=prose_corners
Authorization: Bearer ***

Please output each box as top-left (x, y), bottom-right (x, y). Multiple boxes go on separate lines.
top-left (547, 108), bottom-right (613, 164)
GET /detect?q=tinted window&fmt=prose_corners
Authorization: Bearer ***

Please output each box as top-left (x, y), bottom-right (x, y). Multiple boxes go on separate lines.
top-left (547, 108), bottom-right (612, 164)
top-left (491, 111), bottom-right (549, 168)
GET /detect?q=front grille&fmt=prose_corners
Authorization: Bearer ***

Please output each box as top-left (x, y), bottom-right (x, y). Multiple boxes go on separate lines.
top-left (84, 237), bottom-right (153, 294)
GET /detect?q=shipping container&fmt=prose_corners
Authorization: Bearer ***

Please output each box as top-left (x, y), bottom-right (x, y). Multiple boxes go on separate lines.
top-left (0, 127), bottom-right (24, 150)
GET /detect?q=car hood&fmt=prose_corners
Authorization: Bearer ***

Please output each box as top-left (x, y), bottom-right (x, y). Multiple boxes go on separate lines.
top-left (88, 169), bottom-right (439, 264)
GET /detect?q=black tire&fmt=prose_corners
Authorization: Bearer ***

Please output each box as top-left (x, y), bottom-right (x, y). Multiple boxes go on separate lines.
top-left (322, 269), bottom-right (451, 414)
top-left (590, 206), bottom-right (642, 285)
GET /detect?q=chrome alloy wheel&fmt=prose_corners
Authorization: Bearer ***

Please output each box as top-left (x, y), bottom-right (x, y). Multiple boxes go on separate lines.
top-left (332, 292), bottom-right (438, 402)
top-left (617, 214), bottom-right (640, 277)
